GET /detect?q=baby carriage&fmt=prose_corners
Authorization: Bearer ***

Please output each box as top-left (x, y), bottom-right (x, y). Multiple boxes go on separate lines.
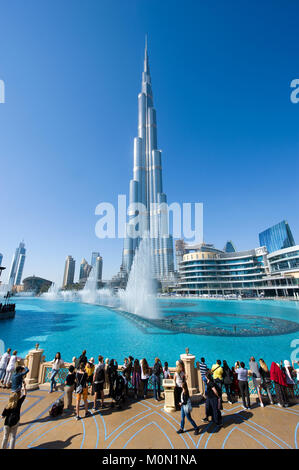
top-left (49, 398), bottom-right (64, 418)
top-left (111, 374), bottom-right (126, 409)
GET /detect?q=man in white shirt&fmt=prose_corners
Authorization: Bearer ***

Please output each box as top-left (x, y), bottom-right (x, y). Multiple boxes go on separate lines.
top-left (0, 349), bottom-right (11, 384)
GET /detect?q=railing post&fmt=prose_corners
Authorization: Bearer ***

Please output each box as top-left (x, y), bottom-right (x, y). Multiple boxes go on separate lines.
top-left (180, 348), bottom-right (198, 396)
top-left (163, 379), bottom-right (176, 412)
top-left (25, 344), bottom-right (44, 391)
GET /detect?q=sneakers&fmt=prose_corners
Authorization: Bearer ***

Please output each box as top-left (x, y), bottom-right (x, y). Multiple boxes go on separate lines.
top-left (228, 401), bottom-right (233, 405)
top-left (85, 411), bottom-right (91, 417)
top-left (202, 417), bottom-right (209, 422)
top-left (260, 402), bottom-right (264, 408)
top-left (277, 403), bottom-right (283, 407)
top-left (176, 429), bottom-right (184, 434)
top-left (242, 406), bottom-right (247, 410)
top-left (75, 415), bottom-right (81, 420)
top-left (91, 408), bottom-right (97, 413)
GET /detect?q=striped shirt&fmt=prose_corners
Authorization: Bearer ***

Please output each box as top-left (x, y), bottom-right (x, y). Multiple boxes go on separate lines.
top-left (199, 362), bottom-right (208, 378)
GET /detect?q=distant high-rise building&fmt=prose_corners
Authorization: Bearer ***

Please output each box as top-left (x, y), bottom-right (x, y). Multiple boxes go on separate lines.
top-left (224, 241), bottom-right (236, 253)
top-left (79, 258), bottom-right (92, 284)
top-left (122, 38), bottom-right (174, 280)
top-left (259, 221), bottom-right (295, 254)
top-left (95, 256), bottom-right (103, 286)
top-left (8, 241), bottom-right (26, 286)
top-left (0, 253), bottom-right (3, 266)
top-left (175, 239), bottom-right (186, 270)
top-left (91, 252), bottom-right (100, 268)
top-left (62, 255), bottom-right (75, 288)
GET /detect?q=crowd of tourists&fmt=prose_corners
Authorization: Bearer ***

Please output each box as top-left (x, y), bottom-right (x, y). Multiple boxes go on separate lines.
top-left (0, 346), bottom-right (298, 448)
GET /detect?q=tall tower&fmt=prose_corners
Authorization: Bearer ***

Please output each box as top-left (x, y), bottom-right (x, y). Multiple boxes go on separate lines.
top-left (8, 241), bottom-right (26, 286)
top-left (122, 38), bottom-right (174, 280)
top-left (62, 255), bottom-right (75, 288)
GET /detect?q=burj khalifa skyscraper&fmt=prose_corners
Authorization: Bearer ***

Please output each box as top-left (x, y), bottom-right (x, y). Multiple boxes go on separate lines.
top-left (122, 39), bottom-right (174, 280)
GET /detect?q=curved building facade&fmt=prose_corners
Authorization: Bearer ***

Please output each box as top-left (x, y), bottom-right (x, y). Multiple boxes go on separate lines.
top-left (175, 243), bottom-right (299, 297)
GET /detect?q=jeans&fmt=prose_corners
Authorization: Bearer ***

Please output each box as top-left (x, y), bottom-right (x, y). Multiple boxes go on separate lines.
top-left (1, 422), bottom-right (19, 449)
top-left (202, 376), bottom-right (207, 394)
top-left (205, 397), bottom-right (222, 425)
top-left (152, 374), bottom-right (161, 400)
top-left (180, 406), bottom-right (197, 431)
top-left (239, 380), bottom-right (250, 408)
top-left (0, 368), bottom-right (7, 381)
top-left (3, 370), bottom-right (13, 386)
top-left (224, 383), bottom-right (233, 402)
top-left (141, 378), bottom-right (149, 397)
top-left (215, 379), bottom-right (223, 409)
top-left (50, 369), bottom-right (59, 392)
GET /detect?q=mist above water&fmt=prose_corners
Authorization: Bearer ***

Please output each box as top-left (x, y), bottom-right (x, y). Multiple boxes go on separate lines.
top-left (43, 236), bottom-right (159, 319)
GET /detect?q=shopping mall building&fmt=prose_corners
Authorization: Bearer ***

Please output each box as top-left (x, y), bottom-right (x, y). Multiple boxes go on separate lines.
top-left (174, 243), bottom-right (299, 298)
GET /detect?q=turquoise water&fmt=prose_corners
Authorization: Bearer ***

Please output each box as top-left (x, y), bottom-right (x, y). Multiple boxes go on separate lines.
top-left (1, 297), bottom-right (299, 367)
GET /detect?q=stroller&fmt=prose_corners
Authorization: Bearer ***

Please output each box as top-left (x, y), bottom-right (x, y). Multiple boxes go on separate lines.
top-left (49, 398), bottom-right (64, 418)
top-left (111, 374), bottom-right (126, 409)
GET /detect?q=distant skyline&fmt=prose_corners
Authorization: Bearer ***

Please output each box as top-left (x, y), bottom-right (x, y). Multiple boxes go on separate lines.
top-left (0, 1), bottom-right (298, 285)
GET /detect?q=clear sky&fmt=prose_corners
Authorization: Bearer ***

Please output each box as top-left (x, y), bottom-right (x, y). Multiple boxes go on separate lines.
top-left (0, 0), bottom-right (298, 285)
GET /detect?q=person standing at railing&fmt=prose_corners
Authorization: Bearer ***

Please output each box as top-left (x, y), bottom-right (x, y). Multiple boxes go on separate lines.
top-left (75, 362), bottom-right (90, 420)
top-left (152, 358), bottom-right (163, 402)
top-left (140, 358), bottom-right (151, 399)
top-left (197, 358), bottom-right (208, 396)
top-left (64, 365), bottom-right (76, 410)
top-left (0, 348), bottom-right (11, 385)
top-left (49, 352), bottom-right (64, 393)
top-left (85, 358), bottom-right (95, 395)
top-left (235, 362), bottom-right (250, 410)
top-left (2, 351), bottom-right (21, 389)
top-left (202, 371), bottom-right (222, 427)
top-left (258, 359), bottom-right (274, 405)
top-left (131, 359), bottom-right (141, 400)
top-left (93, 355), bottom-right (105, 411)
top-left (222, 360), bottom-right (234, 404)
top-left (249, 357), bottom-right (264, 407)
top-left (281, 360), bottom-right (295, 400)
top-left (270, 362), bottom-right (289, 407)
top-left (292, 360), bottom-right (299, 382)
top-left (211, 360), bottom-right (223, 410)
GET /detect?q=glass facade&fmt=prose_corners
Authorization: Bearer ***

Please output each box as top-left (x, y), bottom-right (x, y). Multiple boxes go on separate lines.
top-left (259, 220), bottom-right (295, 253)
top-left (175, 244), bottom-right (299, 297)
top-left (224, 241), bottom-right (236, 253)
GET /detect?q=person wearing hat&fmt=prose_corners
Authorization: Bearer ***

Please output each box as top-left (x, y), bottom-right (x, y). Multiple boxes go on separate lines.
top-left (85, 358), bottom-right (95, 395)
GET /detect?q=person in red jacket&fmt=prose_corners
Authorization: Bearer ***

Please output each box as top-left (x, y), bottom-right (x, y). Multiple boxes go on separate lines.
top-left (270, 362), bottom-right (289, 407)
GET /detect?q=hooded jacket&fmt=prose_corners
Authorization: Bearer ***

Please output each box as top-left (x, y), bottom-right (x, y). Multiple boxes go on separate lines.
top-left (270, 362), bottom-right (287, 387)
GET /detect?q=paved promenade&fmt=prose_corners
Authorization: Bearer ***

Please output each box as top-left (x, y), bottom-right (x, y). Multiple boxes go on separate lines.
top-left (0, 390), bottom-right (298, 449)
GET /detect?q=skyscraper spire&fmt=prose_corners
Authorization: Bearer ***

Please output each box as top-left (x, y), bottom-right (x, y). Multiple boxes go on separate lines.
top-left (122, 41), bottom-right (174, 280)
top-left (144, 34), bottom-right (149, 74)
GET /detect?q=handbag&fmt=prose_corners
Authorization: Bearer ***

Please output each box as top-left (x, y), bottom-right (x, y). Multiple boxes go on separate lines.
top-left (76, 373), bottom-right (84, 394)
top-left (183, 397), bottom-right (192, 414)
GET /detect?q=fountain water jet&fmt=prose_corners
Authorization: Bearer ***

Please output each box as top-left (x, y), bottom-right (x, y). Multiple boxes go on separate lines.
top-left (119, 235), bottom-right (159, 319)
top-left (42, 236), bottom-right (159, 319)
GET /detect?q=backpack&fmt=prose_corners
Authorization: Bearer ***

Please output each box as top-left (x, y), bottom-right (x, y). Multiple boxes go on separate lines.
top-left (95, 366), bottom-right (105, 384)
top-left (49, 399), bottom-right (64, 418)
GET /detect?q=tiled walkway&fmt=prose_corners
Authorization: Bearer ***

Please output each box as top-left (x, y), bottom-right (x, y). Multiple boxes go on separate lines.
top-left (0, 390), bottom-right (298, 449)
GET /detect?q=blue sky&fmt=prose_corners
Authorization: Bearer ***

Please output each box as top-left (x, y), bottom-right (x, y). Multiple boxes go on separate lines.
top-left (0, 0), bottom-right (298, 284)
